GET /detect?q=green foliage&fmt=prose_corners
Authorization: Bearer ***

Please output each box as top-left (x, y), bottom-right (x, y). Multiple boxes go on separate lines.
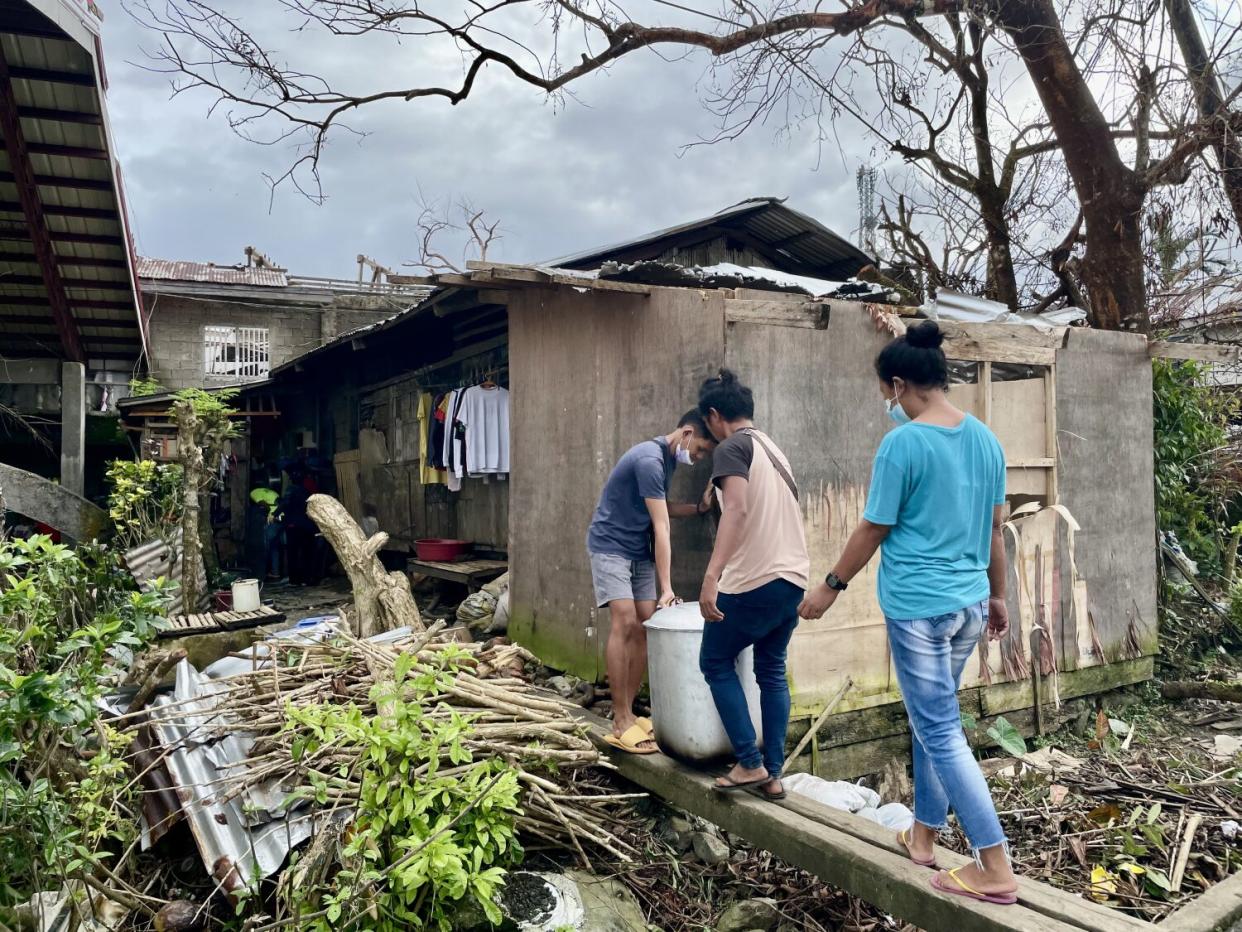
top-left (0, 536), bottom-right (170, 906)
top-left (986, 715), bottom-right (1027, 757)
top-left (285, 647), bottom-right (523, 930)
top-left (175, 387), bottom-right (240, 427)
top-left (1152, 359), bottom-right (1236, 570)
top-left (127, 377), bottom-right (163, 397)
top-left (106, 458), bottom-right (185, 548)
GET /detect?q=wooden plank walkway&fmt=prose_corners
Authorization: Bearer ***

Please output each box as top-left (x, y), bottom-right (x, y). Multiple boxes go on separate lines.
top-left (573, 707), bottom-right (1210, 932)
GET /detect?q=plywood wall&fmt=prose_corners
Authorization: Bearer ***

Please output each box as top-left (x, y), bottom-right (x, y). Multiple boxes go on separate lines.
top-left (507, 292), bottom-right (1157, 715)
top-left (1054, 329), bottom-right (1158, 658)
top-left (507, 285), bottom-right (727, 677)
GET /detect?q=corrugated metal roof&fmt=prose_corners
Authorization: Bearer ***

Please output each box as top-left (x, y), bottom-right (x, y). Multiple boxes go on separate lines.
top-left (0, 1), bottom-right (144, 362)
top-left (547, 197), bottom-right (874, 281)
top-left (136, 256), bottom-right (290, 288)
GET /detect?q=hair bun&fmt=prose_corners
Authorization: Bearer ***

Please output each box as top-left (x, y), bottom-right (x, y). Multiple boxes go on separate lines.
top-left (717, 368), bottom-right (738, 384)
top-left (905, 320), bottom-right (945, 350)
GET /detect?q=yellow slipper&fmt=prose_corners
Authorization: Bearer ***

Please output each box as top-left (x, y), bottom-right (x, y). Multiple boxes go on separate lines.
top-left (603, 723), bottom-right (660, 755)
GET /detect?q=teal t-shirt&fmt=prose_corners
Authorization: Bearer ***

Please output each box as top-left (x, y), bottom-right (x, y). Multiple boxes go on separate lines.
top-left (862, 414), bottom-right (1006, 620)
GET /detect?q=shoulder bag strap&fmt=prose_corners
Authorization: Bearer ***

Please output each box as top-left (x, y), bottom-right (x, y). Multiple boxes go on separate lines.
top-left (742, 429), bottom-right (799, 502)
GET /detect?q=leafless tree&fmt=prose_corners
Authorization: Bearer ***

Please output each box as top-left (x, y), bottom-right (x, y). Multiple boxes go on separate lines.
top-left (411, 195), bottom-right (502, 273)
top-left (124, 0), bottom-right (1242, 332)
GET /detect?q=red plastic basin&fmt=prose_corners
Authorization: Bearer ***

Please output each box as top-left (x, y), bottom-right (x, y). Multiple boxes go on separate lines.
top-left (415, 538), bottom-right (472, 561)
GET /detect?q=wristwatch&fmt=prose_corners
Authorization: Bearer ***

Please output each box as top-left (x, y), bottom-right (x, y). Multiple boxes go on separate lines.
top-left (825, 572), bottom-right (848, 591)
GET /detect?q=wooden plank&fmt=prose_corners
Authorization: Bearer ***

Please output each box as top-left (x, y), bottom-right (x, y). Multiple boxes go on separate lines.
top-left (981, 657), bottom-right (1153, 716)
top-left (981, 361), bottom-right (993, 426)
top-left (1161, 863), bottom-right (1242, 931)
top-left (588, 718), bottom-right (1126, 932)
top-left (992, 378), bottom-right (1048, 464)
top-left (776, 793), bottom-right (1152, 932)
top-left (939, 322), bottom-right (1065, 366)
top-left (724, 298), bottom-right (829, 329)
top-left (1044, 368), bottom-right (1059, 504)
top-left (1148, 340), bottom-right (1242, 364)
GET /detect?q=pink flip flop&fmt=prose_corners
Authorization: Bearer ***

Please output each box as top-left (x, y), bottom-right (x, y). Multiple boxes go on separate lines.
top-left (930, 868), bottom-right (1018, 905)
top-left (898, 827), bottom-right (937, 868)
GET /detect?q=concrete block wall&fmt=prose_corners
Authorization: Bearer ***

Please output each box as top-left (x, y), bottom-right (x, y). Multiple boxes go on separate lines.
top-left (145, 294), bottom-right (389, 391)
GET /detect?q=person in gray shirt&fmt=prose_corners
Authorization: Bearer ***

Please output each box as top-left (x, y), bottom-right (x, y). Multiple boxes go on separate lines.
top-left (587, 410), bottom-right (717, 753)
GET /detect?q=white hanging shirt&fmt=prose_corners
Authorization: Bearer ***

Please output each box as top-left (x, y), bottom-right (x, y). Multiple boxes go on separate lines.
top-left (457, 385), bottom-right (510, 475)
top-left (442, 389), bottom-right (463, 491)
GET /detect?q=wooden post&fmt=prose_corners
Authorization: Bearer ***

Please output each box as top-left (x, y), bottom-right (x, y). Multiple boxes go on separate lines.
top-left (307, 493), bottom-right (424, 637)
top-left (1043, 368), bottom-right (1058, 505)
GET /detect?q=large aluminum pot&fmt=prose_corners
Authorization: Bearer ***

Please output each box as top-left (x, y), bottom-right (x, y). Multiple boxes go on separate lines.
top-left (643, 601), bottom-right (764, 761)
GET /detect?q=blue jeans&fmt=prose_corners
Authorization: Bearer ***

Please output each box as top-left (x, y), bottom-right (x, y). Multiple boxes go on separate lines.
top-left (699, 578), bottom-right (803, 777)
top-left (887, 599), bottom-right (1006, 853)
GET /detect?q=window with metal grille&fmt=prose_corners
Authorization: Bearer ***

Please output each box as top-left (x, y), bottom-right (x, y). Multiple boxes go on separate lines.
top-left (203, 326), bottom-right (270, 379)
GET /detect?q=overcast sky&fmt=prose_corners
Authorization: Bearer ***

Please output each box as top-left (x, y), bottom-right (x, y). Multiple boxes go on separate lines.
top-left (101, 5), bottom-right (880, 280)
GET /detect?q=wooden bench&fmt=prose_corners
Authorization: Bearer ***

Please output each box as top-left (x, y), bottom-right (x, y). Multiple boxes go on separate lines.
top-left (158, 605), bottom-right (285, 638)
top-left (408, 558), bottom-right (507, 591)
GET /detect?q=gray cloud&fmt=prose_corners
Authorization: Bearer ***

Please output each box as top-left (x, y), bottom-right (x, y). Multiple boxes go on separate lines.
top-left (102, 6), bottom-right (881, 278)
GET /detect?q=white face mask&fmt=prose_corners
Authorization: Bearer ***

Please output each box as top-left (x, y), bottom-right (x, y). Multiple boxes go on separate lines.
top-left (885, 387), bottom-right (911, 425)
top-left (675, 445), bottom-right (694, 466)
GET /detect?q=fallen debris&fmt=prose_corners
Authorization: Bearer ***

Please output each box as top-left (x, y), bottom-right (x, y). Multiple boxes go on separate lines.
top-left (126, 617), bottom-right (641, 913)
top-left (1163, 680), bottom-right (1242, 704)
top-left (947, 742), bottom-right (1242, 921)
top-left (306, 493), bottom-right (423, 636)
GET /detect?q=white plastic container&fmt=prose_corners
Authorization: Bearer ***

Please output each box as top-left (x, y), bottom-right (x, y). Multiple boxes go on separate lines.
top-left (643, 602), bottom-right (763, 761)
top-left (231, 578), bottom-right (261, 612)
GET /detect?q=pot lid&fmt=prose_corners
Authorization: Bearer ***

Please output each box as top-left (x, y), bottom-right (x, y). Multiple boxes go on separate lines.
top-left (643, 601), bottom-right (707, 632)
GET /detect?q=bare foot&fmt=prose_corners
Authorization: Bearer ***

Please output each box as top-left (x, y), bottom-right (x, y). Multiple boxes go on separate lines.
top-left (935, 863), bottom-right (1017, 898)
top-left (714, 762), bottom-right (768, 788)
top-left (898, 822), bottom-right (936, 864)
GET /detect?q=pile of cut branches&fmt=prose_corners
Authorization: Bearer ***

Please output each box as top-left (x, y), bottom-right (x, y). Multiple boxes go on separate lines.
top-left (137, 621), bottom-right (640, 929)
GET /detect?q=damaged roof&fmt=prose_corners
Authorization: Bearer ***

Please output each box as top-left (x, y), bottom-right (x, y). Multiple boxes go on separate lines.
top-left (546, 197), bottom-right (875, 281)
top-left (137, 257), bottom-right (289, 288)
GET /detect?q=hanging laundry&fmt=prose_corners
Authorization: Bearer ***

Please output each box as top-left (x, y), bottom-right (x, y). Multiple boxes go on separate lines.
top-left (416, 392), bottom-right (447, 486)
top-left (457, 384), bottom-right (510, 476)
top-left (442, 388), bottom-right (464, 492)
top-left (430, 393), bottom-right (449, 470)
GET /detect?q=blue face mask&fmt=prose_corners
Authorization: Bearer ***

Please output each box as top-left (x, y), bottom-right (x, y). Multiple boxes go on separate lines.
top-left (885, 394), bottom-right (911, 425)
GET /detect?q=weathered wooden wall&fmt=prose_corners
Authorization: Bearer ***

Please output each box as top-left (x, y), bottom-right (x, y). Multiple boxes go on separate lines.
top-left (723, 311), bottom-right (894, 713)
top-left (1054, 329), bottom-right (1158, 657)
top-left (507, 293), bottom-right (1159, 740)
top-left (507, 285), bottom-right (726, 676)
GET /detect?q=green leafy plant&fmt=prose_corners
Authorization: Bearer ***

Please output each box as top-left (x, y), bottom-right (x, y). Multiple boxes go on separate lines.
top-left (106, 458), bottom-right (185, 549)
top-left (1152, 359), bottom-right (1237, 572)
top-left (127, 377), bottom-right (164, 397)
top-left (986, 716), bottom-right (1027, 757)
top-left (0, 536), bottom-right (170, 908)
top-left (284, 647), bottom-right (523, 930)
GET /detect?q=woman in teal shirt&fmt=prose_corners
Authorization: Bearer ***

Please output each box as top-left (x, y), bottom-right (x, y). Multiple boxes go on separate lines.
top-left (799, 320), bottom-right (1018, 906)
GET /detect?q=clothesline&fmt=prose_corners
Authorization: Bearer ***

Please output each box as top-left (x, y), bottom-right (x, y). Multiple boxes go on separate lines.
top-left (416, 380), bottom-right (511, 491)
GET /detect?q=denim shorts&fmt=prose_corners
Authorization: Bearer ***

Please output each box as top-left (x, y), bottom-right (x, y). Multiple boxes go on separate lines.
top-left (588, 552), bottom-right (657, 607)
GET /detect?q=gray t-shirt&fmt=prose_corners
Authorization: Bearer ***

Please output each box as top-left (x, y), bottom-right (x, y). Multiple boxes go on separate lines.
top-left (587, 439), bottom-right (675, 561)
